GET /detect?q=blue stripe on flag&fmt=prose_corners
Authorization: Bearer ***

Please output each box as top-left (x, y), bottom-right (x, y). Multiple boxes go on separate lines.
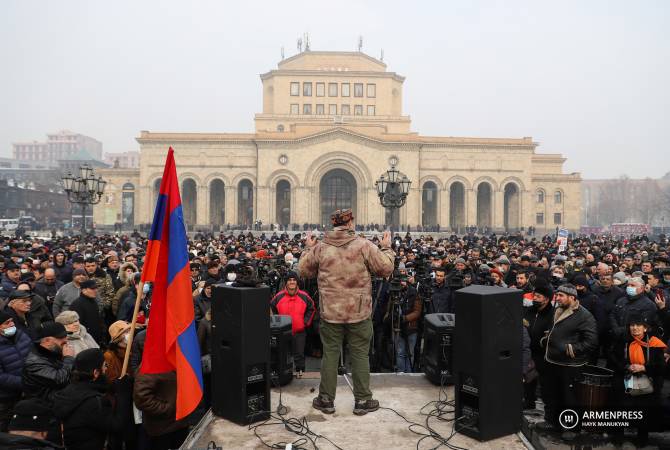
top-left (177, 321), bottom-right (204, 390)
top-left (148, 194), bottom-right (168, 241)
top-left (166, 204), bottom-right (189, 285)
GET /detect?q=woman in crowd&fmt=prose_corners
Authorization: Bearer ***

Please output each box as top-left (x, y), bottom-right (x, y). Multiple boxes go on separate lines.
top-left (55, 310), bottom-right (99, 356)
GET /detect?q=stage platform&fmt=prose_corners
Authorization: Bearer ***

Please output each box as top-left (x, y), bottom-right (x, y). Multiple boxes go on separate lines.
top-left (182, 373), bottom-right (530, 449)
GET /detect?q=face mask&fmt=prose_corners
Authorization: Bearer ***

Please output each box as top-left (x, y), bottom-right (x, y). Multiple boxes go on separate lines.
top-left (2, 326), bottom-right (17, 337)
top-left (626, 286), bottom-right (638, 297)
top-left (227, 273), bottom-right (237, 282)
top-left (523, 299), bottom-right (534, 307)
top-left (20, 269), bottom-right (29, 274)
top-left (143, 284), bottom-right (151, 294)
top-left (552, 273), bottom-right (562, 279)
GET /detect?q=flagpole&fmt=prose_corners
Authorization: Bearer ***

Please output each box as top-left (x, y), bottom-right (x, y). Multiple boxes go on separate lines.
top-left (121, 280), bottom-right (144, 378)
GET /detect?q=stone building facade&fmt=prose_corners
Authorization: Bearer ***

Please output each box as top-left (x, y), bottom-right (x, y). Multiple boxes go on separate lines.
top-left (94, 51), bottom-right (581, 232)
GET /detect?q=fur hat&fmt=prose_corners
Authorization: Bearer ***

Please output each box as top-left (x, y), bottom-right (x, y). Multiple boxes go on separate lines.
top-left (331, 209), bottom-right (354, 226)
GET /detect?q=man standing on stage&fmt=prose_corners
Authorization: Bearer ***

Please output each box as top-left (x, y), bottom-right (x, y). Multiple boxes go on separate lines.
top-left (299, 209), bottom-right (394, 415)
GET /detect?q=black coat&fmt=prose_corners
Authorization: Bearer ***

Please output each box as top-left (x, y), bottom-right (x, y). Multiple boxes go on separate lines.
top-left (544, 302), bottom-right (598, 366)
top-left (0, 329), bottom-right (33, 400)
top-left (53, 378), bottom-right (130, 450)
top-left (608, 294), bottom-right (658, 341)
top-left (591, 284), bottom-right (624, 336)
top-left (428, 283), bottom-right (453, 314)
top-left (21, 345), bottom-right (74, 405)
top-left (523, 303), bottom-right (555, 358)
top-left (53, 262), bottom-right (73, 284)
top-left (70, 294), bottom-right (104, 346)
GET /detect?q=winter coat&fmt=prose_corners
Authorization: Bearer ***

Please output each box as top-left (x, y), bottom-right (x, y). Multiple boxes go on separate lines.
top-left (28, 293), bottom-right (53, 326)
top-left (53, 378), bottom-right (130, 450)
top-left (129, 329), bottom-right (146, 375)
top-left (544, 301), bottom-right (598, 366)
top-left (133, 371), bottom-right (188, 437)
top-left (609, 293), bottom-right (658, 341)
top-left (22, 344), bottom-right (74, 405)
top-left (0, 432), bottom-right (64, 449)
top-left (270, 289), bottom-right (316, 334)
top-left (523, 302), bottom-right (555, 358)
top-left (0, 329), bottom-right (33, 400)
top-left (53, 262), bottom-right (73, 284)
top-left (591, 284), bottom-right (624, 337)
top-left (111, 262), bottom-right (137, 316)
top-left (65, 324), bottom-right (99, 356)
top-left (0, 274), bottom-right (18, 294)
top-left (297, 226), bottom-right (395, 324)
top-left (70, 294), bottom-right (104, 346)
top-left (52, 281), bottom-right (81, 317)
top-left (197, 315), bottom-right (212, 356)
top-left (194, 291), bottom-right (212, 326)
top-left (33, 280), bottom-right (64, 315)
top-left (428, 283), bottom-right (453, 314)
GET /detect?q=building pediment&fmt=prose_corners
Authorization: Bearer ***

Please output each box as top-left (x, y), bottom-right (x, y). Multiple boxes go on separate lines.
top-left (277, 51), bottom-right (386, 72)
top-left (257, 127), bottom-right (422, 151)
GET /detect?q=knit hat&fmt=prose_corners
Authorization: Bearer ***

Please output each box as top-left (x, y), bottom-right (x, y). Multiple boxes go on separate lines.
top-left (74, 348), bottom-right (104, 374)
top-left (454, 258), bottom-right (466, 265)
top-left (73, 268), bottom-right (87, 277)
top-left (626, 311), bottom-right (650, 326)
top-left (8, 398), bottom-right (54, 431)
top-left (557, 283), bottom-right (578, 298)
top-left (286, 271), bottom-right (299, 281)
top-left (489, 268), bottom-right (504, 279)
top-left (108, 320), bottom-right (131, 344)
top-left (533, 278), bottom-right (554, 300)
top-left (55, 310), bottom-right (80, 326)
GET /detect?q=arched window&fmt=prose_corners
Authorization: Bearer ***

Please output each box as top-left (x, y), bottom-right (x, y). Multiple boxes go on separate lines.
top-left (276, 180), bottom-right (291, 226)
top-left (537, 189), bottom-right (545, 203)
top-left (181, 179), bottom-right (197, 227)
top-left (238, 179), bottom-right (254, 226)
top-left (320, 169), bottom-right (356, 227)
top-left (122, 182), bottom-right (135, 191)
top-left (209, 179), bottom-right (225, 227)
top-left (554, 190), bottom-right (562, 204)
top-left (422, 182), bottom-right (438, 228)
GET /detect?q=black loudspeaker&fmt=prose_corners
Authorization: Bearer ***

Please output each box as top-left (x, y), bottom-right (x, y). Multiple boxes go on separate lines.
top-left (270, 315), bottom-right (293, 386)
top-left (422, 313), bottom-right (455, 385)
top-left (454, 285), bottom-right (522, 441)
top-left (211, 285), bottom-right (271, 424)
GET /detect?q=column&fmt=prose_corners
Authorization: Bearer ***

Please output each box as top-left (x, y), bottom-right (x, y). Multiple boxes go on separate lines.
top-left (494, 189), bottom-right (504, 231)
top-left (440, 187), bottom-right (450, 231)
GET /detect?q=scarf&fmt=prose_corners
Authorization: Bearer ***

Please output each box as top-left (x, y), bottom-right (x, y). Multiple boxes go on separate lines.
top-left (628, 335), bottom-right (667, 365)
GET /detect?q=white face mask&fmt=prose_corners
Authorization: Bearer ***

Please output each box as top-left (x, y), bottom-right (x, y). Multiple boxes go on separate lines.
top-left (523, 299), bottom-right (534, 307)
top-left (2, 326), bottom-right (17, 337)
top-left (20, 269), bottom-right (29, 274)
top-left (143, 283), bottom-right (151, 294)
top-left (227, 273), bottom-right (237, 282)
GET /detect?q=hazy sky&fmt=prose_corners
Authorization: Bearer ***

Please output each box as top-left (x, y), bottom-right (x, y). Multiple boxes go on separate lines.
top-left (1, 0), bottom-right (668, 179)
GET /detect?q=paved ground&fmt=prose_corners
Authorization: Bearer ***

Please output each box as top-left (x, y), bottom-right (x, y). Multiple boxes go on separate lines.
top-left (184, 373), bottom-right (529, 450)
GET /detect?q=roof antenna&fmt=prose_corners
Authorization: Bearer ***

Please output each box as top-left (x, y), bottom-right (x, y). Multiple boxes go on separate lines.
top-left (358, 35), bottom-right (363, 52)
top-left (297, 37), bottom-right (303, 53)
top-left (380, 49), bottom-right (384, 61)
top-left (304, 32), bottom-right (310, 51)
top-left (281, 46), bottom-right (285, 60)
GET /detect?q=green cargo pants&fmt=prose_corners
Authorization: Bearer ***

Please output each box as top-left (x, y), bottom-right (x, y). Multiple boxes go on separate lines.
top-left (318, 318), bottom-right (373, 402)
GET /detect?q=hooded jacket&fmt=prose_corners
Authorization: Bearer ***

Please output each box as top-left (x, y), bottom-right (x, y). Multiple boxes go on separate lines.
top-left (70, 293), bottom-right (104, 346)
top-left (111, 262), bottom-right (138, 315)
top-left (88, 267), bottom-right (115, 312)
top-left (53, 378), bottom-right (130, 450)
top-left (297, 227), bottom-right (394, 324)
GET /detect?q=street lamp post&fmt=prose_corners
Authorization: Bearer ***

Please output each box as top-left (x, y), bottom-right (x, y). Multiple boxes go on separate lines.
top-left (61, 164), bottom-right (107, 234)
top-left (375, 165), bottom-right (411, 227)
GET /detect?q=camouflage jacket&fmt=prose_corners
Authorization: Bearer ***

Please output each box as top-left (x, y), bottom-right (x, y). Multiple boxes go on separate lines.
top-left (298, 227), bottom-right (395, 324)
top-left (90, 268), bottom-right (115, 311)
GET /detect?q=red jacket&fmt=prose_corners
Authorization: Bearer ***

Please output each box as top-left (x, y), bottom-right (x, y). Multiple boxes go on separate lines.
top-left (270, 289), bottom-right (315, 334)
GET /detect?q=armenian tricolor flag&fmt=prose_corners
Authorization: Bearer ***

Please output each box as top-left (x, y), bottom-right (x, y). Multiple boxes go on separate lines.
top-left (140, 147), bottom-right (203, 419)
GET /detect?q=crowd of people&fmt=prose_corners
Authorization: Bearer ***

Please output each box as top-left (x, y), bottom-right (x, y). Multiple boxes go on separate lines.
top-left (0, 227), bottom-right (669, 448)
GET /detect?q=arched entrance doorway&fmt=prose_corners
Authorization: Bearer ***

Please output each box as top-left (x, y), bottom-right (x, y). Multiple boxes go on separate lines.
top-left (504, 183), bottom-right (520, 231)
top-left (237, 179), bottom-right (254, 227)
top-left (209, 179), bottom-right (225, 228)
top-left (320, 169), bottom-right (357, 228)
top-left (449, 182), bottom-right (465, 231)
top-left (476, 183), bottom-right (492, 229)
top-left (276, 180), bottom-right (291, 226)
top-left (422, 181), bottom-right (438, 229)
top-left (181, 179), bottom-right (197, 229)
